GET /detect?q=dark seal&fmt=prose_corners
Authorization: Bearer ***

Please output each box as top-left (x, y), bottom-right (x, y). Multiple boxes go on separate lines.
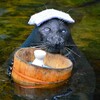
top-left (7, 18), bottom-right (79, 75)
top-left (6, 18), bottom-right (95, 100)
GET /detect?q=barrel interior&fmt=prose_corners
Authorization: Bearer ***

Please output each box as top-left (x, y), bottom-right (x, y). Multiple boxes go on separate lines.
top-left (16, 48), bottom-right (72, 69)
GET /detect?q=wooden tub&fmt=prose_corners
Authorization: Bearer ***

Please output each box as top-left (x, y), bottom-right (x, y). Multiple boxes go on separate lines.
top-left (12, 47), bottom-right (73, 88)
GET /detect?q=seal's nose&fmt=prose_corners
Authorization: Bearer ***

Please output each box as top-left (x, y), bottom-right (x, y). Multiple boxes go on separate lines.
top-left (47, 35), bottom-right (64, 45)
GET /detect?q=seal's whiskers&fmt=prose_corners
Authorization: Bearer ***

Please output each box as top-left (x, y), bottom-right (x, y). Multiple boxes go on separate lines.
top-left (65, 48), bottom-right (76, 63)
top-left (66, 47), bottom-right (81, 57)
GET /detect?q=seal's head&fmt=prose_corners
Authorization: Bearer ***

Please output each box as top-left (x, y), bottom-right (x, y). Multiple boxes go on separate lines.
top-left (38, 18), bottom-right (72, 54)
top-left (28, 9), bottom-right (75, 54)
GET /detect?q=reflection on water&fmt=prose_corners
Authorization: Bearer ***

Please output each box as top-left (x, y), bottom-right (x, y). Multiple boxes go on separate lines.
top-left (0, 0), bottom-right (99, 100)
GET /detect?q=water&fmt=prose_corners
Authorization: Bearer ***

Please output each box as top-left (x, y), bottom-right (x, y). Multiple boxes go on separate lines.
top-left (0, 0), bottom-right (99, 100)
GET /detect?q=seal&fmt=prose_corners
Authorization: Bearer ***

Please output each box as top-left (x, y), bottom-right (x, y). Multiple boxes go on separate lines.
top-left (7, 18), bottom-right (79, 76)
top-left (7, 9), bottom-right (95, 100)
top-left (6, 17), bottom-right (95, 100)
top-left (7, 18), bottom-right (80, 76)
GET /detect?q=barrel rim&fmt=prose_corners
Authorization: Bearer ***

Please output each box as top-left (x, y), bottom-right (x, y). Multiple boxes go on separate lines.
top-left (15, 47), bottom-right (73, 70)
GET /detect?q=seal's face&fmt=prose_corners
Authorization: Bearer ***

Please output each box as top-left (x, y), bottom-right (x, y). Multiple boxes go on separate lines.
top-left (38, 19), bottom-right (71, 53)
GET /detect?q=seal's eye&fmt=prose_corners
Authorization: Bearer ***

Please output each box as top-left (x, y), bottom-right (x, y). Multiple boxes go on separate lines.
top-left (44, 27), bottom-right (51, 32)
top-left (61, 29), bottom-right (66, 33)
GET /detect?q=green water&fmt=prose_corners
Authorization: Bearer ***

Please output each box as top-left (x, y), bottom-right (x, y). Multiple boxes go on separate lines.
top-left (0, 0), bottom-right (100, 100)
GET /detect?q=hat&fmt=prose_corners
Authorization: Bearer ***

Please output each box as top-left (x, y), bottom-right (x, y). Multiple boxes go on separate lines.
top-left (28, 9), bottom-right (75, 26)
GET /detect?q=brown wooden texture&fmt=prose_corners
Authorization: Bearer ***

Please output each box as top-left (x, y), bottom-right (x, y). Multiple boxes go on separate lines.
top-left (12, 47), bottom-right (73, 88)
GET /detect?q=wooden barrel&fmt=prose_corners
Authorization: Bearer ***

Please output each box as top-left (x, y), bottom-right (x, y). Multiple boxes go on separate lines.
top-left (12, 47), bottom-right (73, 88)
